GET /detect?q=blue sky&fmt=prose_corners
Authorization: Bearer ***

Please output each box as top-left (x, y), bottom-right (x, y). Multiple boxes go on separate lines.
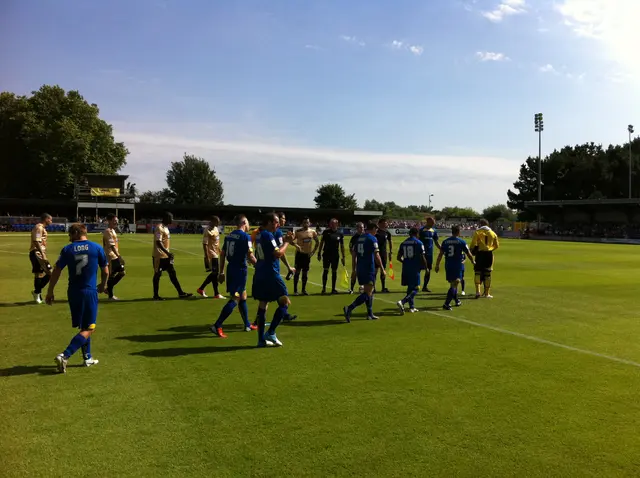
top-left (2, 0), bottom-right (639, 210)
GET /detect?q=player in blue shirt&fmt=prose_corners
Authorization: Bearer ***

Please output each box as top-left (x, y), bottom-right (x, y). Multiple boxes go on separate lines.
top-left (45, 223), bottom-right (109, 373)
top-left (343, 222), bottom-right (384, 322)
top-left (211, 215), bottom-right (258, 338)
top-left (435, 225), bottom-right (475, 310)
top-left (396, 228), bottom-right (428, 314)
top-left (275, 212), bottom-right (296, 281)
top-left (419, 216), bottom-right (441, 292)
top-left (252, 212), bottom-right (296, 347)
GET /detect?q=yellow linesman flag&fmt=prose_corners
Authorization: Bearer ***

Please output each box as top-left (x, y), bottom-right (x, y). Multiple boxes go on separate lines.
top-left (341, 267), bottom-right (350, 289)
top-left (90, 188), bottom-right (120, 197)
top-left (388, 261), bottom-right (395, 280)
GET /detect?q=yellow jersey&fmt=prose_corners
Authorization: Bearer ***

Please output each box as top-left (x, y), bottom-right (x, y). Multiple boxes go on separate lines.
top-left (470, 227), bottom-right (500, 252)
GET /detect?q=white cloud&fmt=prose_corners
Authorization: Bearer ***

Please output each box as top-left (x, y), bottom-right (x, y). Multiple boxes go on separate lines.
top-left (482, 0), bottom-right (527, 22)
top-left (390, 40), bottom-right (423, 56)
top-left (114, 124), bottom-right (518, 209)
top-left (340, 35), bottom-right (365, 47)
top-left (539, 63), bottom-right (557, 73)
top-left (304, 44), bottom-right (321, 50)
top-left (476, 51), bottom-right (510, 62)
top-left (555, 0), bottom-right (640, 80)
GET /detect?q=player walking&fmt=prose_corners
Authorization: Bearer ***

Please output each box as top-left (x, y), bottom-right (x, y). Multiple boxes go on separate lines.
top-left (29, 213), bottom-right (53, 304)
top-left (211, 215), bottom-right (258, 337)
top-left (274, 212), bottom-right (296, 281)
top-left (469, 219), bottom-right (499, 298)
top-left (317, 218), bottom-right (346, 294)
top-left (102, 214), bottom-right (126, 300)
top-left (396, 228), bottom-right (427, 314)
top-left (197, 216), bottom-right (225, 299)
top-left (152, 212), bottom-right (192, 300)
top-left (343, 222), bottom-right (384, 322)
top-left (419, 216), bottom-right (441, 292)
top-left (348, 222), bottom-right (364, 293)
top-left (45, 223), bottom-right (109, 373)
top-left (374, 218), bottom-right (393, 293)
top-left (435, 225), bottom-right (475, 310)
top-left (293, 217), bottom-right (319, 295)
top-left (253, 213), bottom-right (296, 347)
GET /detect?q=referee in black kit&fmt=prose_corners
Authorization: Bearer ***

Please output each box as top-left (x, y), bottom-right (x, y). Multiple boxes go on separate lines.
top-left (374, 217), bottom-right (392, 292)
top-left (317, 218), bottom-right (346, 294)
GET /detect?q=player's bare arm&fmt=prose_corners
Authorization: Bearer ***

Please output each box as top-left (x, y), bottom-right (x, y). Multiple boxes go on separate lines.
top-left (247, 250), bottom-right (257, 265)
top-left (98, 264), bottom-right (109, 294)
top-left (274, 232), bottom-right (294, 258)
top-left (45, 266), bottom-right (63, 305)
top-left (317, 236), bottom-right (325, 260)
top-left (311, 233), bottom-right (320, 256)
top-left (396, 249), bottom-right (403, 263)
top-left (156, 240), bottom-right (172, 258)
top-left (421, 253), bottom-right (428, 270)
top-left (374, 251), bottom-right (386, 276)
top-left (465, 246), bottom-right (476, 266)
top-left (434, 249), bottom-right (445, 273)
top-left (340, 243), bottom-right (346, 266)
top-left (218, 249), bottom-right (227, 283)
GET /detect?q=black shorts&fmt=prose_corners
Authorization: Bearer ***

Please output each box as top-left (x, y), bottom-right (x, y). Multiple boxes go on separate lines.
top-left (209, 258), bottom-right (220, 275)
top-left (474, 251), bottom-right (494, 272)
top-left (322, 254), bottom-right (339, 270)
top-left (110, 258), bottom-right (125, 274)
top-left (295, 252), bottom-right (311, 271)
top-left (29, 251), bottom-right (51, 274)
top-left (153, 257), bottom-right (175, 273)
top-left (376, 254), bottom-right (388, 270)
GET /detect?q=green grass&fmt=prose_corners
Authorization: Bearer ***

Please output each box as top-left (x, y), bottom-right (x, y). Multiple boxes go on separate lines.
top-left (2, 234), bottom-right (640, 477)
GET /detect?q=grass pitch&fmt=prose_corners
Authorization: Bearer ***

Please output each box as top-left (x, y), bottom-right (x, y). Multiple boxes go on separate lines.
top-left (2, 234), bottom-right (640, 477)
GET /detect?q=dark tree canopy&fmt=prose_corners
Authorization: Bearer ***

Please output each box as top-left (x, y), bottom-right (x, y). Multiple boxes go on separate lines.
top-left (138, 188), bottom-right (175, 204)
top-left (314, 183), bottom-right (358, 210)
top-left (482, 204), bottom-right (516, 223)
top-left (508, 139), bottom-right (640, 220)
top-left (363, 199), bottom-right (432, 218)
top-left (165, 154), bottom-right (224, 206)
top-left (0, 85), bottom-right (128, 199)
top-left (438, 206), bottom-right (481, 219)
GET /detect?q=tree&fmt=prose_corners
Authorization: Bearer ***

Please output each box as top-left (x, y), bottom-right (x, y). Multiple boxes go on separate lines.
top-left (166, 153), bottom-right (224, 205)
top-left (314, 184), bottom-right (358, 210)
top-left (138, 189), bottom-right (175, 204)
top-left (482, 204), bottom-right (516, 223)
top-left (507, 139), bottom-right (640, 219)
top-left (0, 85), bottom-right (128, 199)
top-left (363, 199), bottom-right (432, 218)
top-left (438, 206), bottom-right (481, 219)
top-left (125, 182), bottom-right (138, 203)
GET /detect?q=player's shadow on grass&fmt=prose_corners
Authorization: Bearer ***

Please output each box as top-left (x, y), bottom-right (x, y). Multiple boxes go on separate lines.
top-left (131, 345), bottom-right (255, 358)
top-left (117, 324), bottom-right (249, 344)
top-left (0, 364), bottom-right (83, 377)
top-left (0, 300), bottom-right (68, 308)
top-left (285, 319), bottom-right (346, 327)
top-left (103, 297), bottom-right (192, 304)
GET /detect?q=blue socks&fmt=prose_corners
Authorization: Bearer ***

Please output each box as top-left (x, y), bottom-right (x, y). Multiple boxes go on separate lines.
top-left (63, 333), bottom-right (88, 359)
top-left (239, 300), bottom-right (250, 328)
top-left (348, 293), bottom-right (368, 311)
top-left (268, 306), bottom-right (287, 335)
top-left (366, 295), bottom-right (374, 317)
top-left (215, 300), bottom-right (237, 328)
top-left (445, 287), bottom-right (457, 305)
top-left (81, 337), bottom-right (92, 360)
top-left (257, 308), bottom-right (266, 341)
top-left (461, 278), bottom-right (465, 292)
top-left (402, 289), bottom-right (418, 308)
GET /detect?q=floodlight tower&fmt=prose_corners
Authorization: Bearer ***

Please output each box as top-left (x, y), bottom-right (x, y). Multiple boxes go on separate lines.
top-left (629, 125), bottom-right (635, 199)
top-left (534, 113), bottom-right (544, 231)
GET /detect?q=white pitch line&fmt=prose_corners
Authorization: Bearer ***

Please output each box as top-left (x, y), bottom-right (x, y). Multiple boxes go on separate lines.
top-left (121, 237), bottom-right (640, 369)
top-left (0, 249), bottom-right (28, 255)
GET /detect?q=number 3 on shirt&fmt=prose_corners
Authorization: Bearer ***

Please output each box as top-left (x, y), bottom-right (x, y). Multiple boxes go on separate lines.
top-left (75, 254), bottom-right (88, 275)
top-left (447, 245), bottom-right (455, 257)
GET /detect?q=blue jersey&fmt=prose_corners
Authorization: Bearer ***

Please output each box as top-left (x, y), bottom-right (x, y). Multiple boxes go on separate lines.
top-left (223, 229), bottom-right (252, 270)
top-left (419, 227), bottom-right (439, 254)
top-left (273, 228), bottom-right (284, 248)
top-left (441, 236), bottom-right (468, 266)
top-left (255, 230), bottom-right (280, 277)
top-left (355, 233), bottom-right (379, 274)
top-left (56, 240), bottom-right (108, 291)
top-left (398, 237), bottom-right (425, 273)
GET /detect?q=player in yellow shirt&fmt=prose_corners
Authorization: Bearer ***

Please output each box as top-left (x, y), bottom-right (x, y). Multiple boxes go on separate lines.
top-left (29, 213), bottom-right (53, 303)
top-left (469, 218), bottom-right (500, 299)
top-left (152, 212), bottom-right (193, 300)
top-left (197, 215), bottom-right (225, 299)
top-left (102, 213), bottom-right (126, 300)
top-left (292, 217), bottom-right (319, 295)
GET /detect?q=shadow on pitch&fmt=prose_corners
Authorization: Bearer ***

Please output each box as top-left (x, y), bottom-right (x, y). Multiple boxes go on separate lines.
top-left (0, 364), bottom-right (83, 377)
top-left (102, 297), bottom-right (194, 304)
top-left (284, 318), bottom-right (346, 327)
top-left (131, 345), bottom-right (255, 358)
top-left (0, 300), bottom-right (68, 308)
top-left (117, 323), bottom-right (251, 344)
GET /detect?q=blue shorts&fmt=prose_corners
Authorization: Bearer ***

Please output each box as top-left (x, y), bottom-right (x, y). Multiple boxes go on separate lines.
top-left (401, 271), bottom-right (421, 290)
top-left (357, 270), bottom-right (376, 286)
top-left (445, 266), bottom-right (463, 283)
top-left (226, 267), bottom-right (248, 297)
top-left (461, 263), bottom-right (465, 276)
top-left (68, 289), bottom-right (98, 330)
top-left (252, 275), bottom-right (288, 302)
